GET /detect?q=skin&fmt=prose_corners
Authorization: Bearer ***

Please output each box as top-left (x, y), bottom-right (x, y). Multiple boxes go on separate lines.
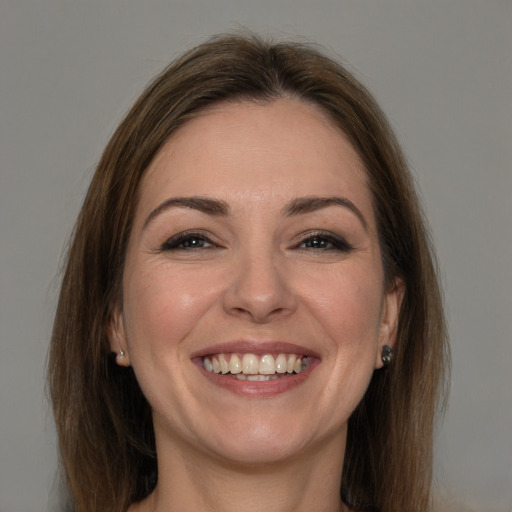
top-left (109, 98), bottom-right (403, 512)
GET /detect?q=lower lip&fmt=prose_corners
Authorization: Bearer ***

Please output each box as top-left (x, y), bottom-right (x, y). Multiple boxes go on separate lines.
top-left (194, 360), bottom-right (318, 397)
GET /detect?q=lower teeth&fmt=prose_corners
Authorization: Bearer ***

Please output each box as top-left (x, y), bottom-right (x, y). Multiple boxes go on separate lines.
top-left (236, 374), bottom-right (280, 381)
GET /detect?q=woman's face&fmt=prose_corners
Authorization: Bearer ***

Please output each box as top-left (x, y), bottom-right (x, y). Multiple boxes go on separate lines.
top-left (110, 98), bottom-right (402, 465)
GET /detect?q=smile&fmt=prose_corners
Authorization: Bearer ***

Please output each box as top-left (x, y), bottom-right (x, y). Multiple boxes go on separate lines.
top-left (202, 353), bottom-right (311, 381)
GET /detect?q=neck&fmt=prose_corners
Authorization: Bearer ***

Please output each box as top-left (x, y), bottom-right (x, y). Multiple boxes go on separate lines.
top-left (132, 429), bottom-right (348, 512)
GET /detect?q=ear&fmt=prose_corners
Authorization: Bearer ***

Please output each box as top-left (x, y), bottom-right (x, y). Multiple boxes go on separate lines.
top-left (107, 307), bottom-right (131, 367)
top-left (375, 278), bottom-right (405, 369)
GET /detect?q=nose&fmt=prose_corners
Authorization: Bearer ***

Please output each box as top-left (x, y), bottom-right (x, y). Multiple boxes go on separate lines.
top-left (223, 249), bottom-right (298, 324)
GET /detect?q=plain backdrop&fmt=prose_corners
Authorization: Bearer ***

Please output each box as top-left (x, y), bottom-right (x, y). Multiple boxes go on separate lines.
top-left (1, 1), bottom-right (511, 511)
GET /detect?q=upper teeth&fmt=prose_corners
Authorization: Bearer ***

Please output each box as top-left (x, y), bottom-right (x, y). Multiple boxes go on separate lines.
top-left (203, 353), bottom-right (310, 376)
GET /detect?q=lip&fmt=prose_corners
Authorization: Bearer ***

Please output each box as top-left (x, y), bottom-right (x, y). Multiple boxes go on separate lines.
top-left (190, 340), bottom-right (321, 359)
top-left (191, 340), bottom-right (321, 398)
top-left (195, 359), bottom-right (318, 397)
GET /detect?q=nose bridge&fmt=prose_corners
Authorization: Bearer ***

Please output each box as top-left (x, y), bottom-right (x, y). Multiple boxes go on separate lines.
top-left (224, 239), bottom-right (296, 323)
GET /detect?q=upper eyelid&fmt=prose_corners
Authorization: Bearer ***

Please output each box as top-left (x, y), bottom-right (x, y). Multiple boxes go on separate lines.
top-left (294, 230), bottom-right (347, 242)
top-left (156, 227), bottom-right (352, 251)
top-left (292, 230), bottom-right (353, 249)
top-left (160, 231), bottom-right (217, 250)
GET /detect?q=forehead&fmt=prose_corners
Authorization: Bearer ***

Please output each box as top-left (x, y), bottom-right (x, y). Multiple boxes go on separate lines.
top-left (138, 98), bottom-right (372, 220)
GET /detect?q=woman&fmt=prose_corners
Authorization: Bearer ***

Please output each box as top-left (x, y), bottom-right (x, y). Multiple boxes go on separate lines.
top-left (48, 34), bottom-right (449, 512)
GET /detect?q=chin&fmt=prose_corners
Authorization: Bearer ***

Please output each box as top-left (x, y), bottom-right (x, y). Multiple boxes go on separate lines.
top-left (210, 429), bottom-right (309, 466)
top-left (197, 411), bottom-right (343, 467)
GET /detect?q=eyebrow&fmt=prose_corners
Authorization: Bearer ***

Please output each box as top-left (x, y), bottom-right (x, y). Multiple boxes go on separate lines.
top-left (143, 195), bottom-right (367, 230)
top-left (143, 196), bottom-right (230, 229)
top-left (283, 196), bottom-right (368, 230)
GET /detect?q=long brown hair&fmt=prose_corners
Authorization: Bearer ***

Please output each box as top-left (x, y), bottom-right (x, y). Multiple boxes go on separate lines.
top-left (48, 33), bottom-right (449, 512)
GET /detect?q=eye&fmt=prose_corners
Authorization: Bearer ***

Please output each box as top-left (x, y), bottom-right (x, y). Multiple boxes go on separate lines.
top-left (160, 231), bottom-right (215, 251)
top-left (298, 232), bottom-right (353, 252)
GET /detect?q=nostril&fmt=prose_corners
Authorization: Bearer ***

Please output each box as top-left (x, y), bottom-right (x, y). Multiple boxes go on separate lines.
top-left (222, 261), bottom-right (298, 322)
top-left (227, 304), bottom-right (292, 324)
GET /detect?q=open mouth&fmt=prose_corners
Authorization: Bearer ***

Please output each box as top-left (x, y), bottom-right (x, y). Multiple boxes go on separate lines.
top-left (202, 353), bottom-right (312, 381)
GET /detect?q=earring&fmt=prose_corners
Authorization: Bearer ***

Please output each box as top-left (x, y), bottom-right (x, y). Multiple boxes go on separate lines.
top-left (381, 345), bottom-right (393, 366)
top-left (115, 348), bottom-right (128, 366)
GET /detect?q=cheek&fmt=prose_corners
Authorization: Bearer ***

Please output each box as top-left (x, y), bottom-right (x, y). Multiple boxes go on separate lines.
top-left (120, 265), bottom-right (225, 416)
top-left (122, 264), bottom-right (222, 354)
top-left (303, 265), bottom-right (384, 345)
top-left (291, 265), bottom-right (385, 431)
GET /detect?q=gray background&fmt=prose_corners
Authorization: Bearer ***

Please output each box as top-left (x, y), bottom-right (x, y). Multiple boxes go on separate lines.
top-left (1, 1), bottom-right (511, 511)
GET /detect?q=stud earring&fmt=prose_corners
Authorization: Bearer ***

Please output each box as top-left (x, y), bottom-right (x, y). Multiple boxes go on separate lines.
top-left (381, 345), bottom-right (393, 366)
top-left (115, 348), bottom-right (129, 366)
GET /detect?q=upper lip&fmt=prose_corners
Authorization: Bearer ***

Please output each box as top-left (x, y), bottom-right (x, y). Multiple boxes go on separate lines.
top-left (190, 340), bottom-right (320, 359)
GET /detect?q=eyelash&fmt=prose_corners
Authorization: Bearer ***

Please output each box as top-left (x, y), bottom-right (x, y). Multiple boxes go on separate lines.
top-left (296, 232), bottom-right (353, 252)
top-left (159, 231), bottom-right (352, 253)
top-left (160, 231), bottom-right (216, 252)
